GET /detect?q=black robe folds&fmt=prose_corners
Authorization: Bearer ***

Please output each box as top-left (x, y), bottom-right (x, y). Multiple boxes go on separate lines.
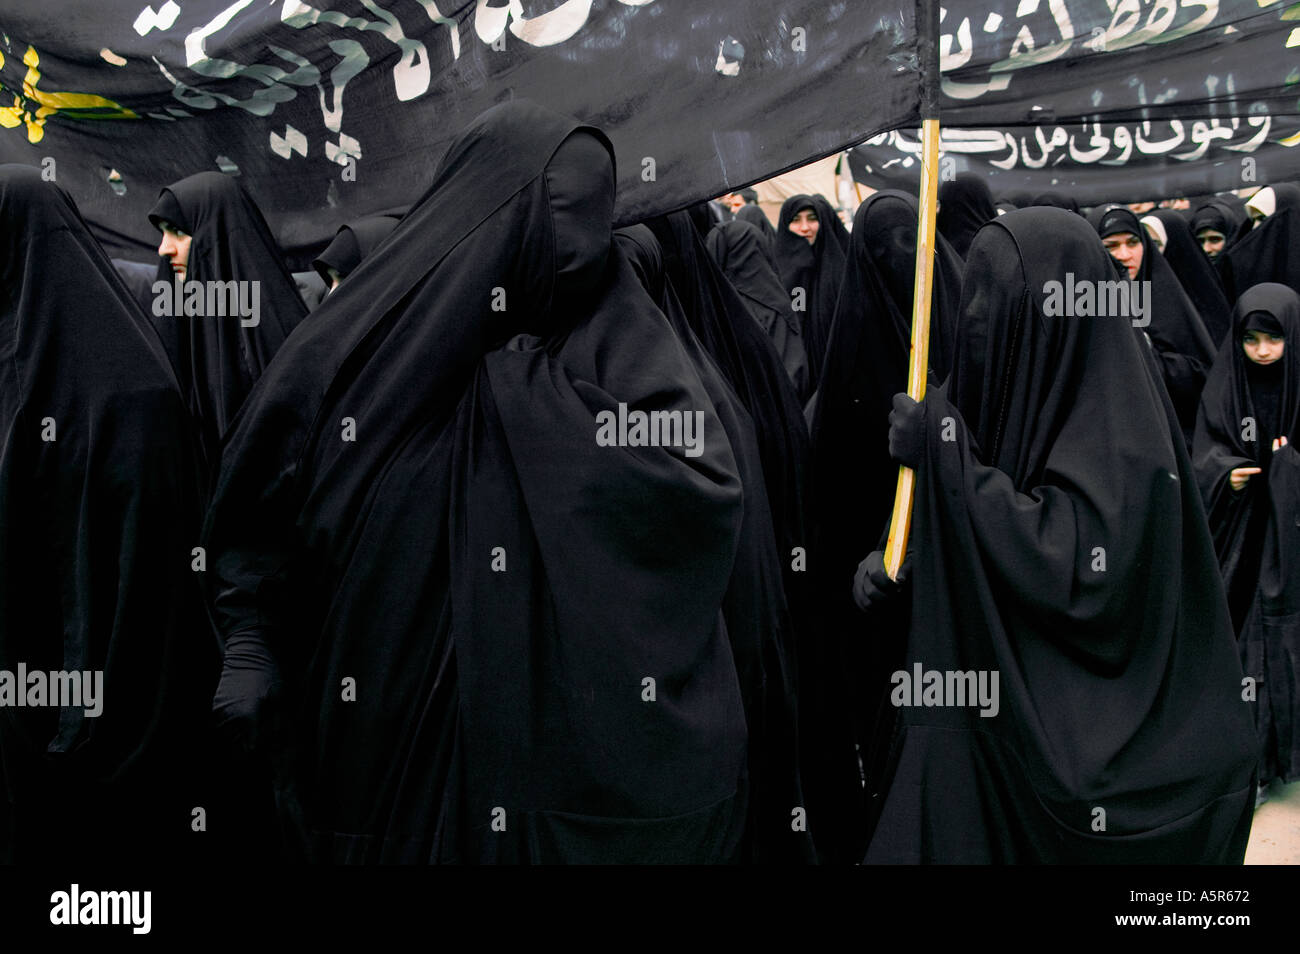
top-left (147, 172), bottom-right (308, 483)
top-left (707, 219), bottom-right (811, 402)
top-left (0, 166), bottom-right (212, 863)
top-left (203, 102), bottom-right (768, 864)
top-left (1219, 190), bottom-right (1300, 303)
top-left (806, 190), bottom-right (964, 856)
top-left (866, 208), bottom-right (1257, 863)
top-left (1194, 283), bottom-right (1300, 783)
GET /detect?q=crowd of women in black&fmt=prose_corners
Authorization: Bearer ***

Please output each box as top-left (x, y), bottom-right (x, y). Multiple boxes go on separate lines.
top-left (1, 100), bottom-right (1295, 864)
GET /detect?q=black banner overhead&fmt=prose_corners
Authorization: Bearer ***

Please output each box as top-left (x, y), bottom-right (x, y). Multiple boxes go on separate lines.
top-left (848, 119), bottom-right (1300, 205)
top-left (935, 0), bottom-right (1300, 125)
top-left (848, 0), bottom-right (1300, 206)
top-left (0, 1), bottom-right (922, 265)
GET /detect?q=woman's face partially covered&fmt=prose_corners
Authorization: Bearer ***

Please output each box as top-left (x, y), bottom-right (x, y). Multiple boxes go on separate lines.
top-left (157, 222), bottom-right (192, 279)
top-left (789, 207), bottom-right (819, 244)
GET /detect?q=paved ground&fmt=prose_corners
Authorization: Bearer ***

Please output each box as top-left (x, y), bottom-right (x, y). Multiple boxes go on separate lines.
top-left (1244, 778), bottom-right (1300, 864)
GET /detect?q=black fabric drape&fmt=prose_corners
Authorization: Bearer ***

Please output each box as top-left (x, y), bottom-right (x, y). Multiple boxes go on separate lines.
top-left (866, 207), bottom-right (1257, 863)
top-left (937, 173), bottom-right (996, 259)
top-left (1031, 191), bottom-right (1080, 213)
top-left (1193, 283), bottom-right (1300, 783)
top-left (202, 102), bottom-right (771, 863)
top-left (0, 166), bottom-right (213, 863)
top-left (707, 219), bottom-right (810, 402)
top-left (1150, 208), bottom-right (1233, 346)
top-left (774, 195), bottom-right (847, 394)
top-left (1089, 205), bottom-right (1216, 446)
top-left (146, 172), bottom-right (308, 485)
top-left (614, 223), bottom-right (813, 862)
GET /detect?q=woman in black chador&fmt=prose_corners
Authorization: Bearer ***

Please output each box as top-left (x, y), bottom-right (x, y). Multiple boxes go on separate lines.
top-left (774, 194), bottom-right (846, 395)
top-left (1090, 205), bottom-right (1216, 447)
top-left (937, 173), bottom-right (996, 259)
top-left (859, 208), bottom-right (1257, 863)
top-left (0, 167), bottom-right (212, 862)
top-left (148, 171), bottom-right (308, 483)
top-left (203, 101), bottom-right (790, 864)
top-left (806, 190), bottom-right (963, 857)
top-left (1194, 283), bottom-right (1300, 797)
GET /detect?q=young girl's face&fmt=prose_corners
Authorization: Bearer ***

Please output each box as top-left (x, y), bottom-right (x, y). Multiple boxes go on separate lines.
top-left (1243, 329), bottom-right (1285, 365)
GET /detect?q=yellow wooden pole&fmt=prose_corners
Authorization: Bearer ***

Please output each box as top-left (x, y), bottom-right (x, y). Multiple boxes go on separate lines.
top-left (883, 117), bottom-right (940, 580)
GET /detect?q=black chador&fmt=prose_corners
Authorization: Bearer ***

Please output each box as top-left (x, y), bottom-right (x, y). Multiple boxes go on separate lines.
top-left (1194, 283), bottom-right (1300, 785)
top-left (866, 208), bottom-right (1257, 863)
top-left (203, 102), bottom-right (773, 863)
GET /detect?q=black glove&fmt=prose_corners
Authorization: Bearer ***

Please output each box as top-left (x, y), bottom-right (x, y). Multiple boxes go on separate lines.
top-left (853, 549), bottom-right (912, 614)
top-left (212, 633), bottom-right (282, 759)
top-left (888, 393), bottom-right (927, 469)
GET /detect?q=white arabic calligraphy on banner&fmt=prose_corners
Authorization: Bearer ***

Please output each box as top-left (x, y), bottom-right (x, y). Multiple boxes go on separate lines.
top-left (148, 0), bottom-right (657, 165)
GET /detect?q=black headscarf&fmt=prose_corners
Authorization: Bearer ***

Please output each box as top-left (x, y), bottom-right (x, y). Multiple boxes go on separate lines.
top-left (707, 219), bottom-right (810, 401)
top-left (0, 166), bottom-right (212, 862)
top-left (1089, 205), bottom-right (1217, 445)
top-left (937, 173), bottom-right (996, 258)
top-left (1219, 188), bottom-right (1300, 302)
top-left (774, 195), bottom-right (847, 393)
top-left (866, 208), bottom-right (1258, 862)
top-left (999, 190), bottom-right (1035, 209)
top-left (1191, 197), bottom-right (1245, 255)
top-left (203, 102), bottom-right (767, 864)
top-left (147, 172), bottom-right (308, 483)
top-left (804, 190), bottom-right (964, 857)
top-left (1149, 208), bottom-right (1233, 346)
top-left (311, 214), bottom-right (401, 288)
top-left (1193, 283), bottom-right (1300, 782)
top-left (735, 203), bottom-right (776, 254)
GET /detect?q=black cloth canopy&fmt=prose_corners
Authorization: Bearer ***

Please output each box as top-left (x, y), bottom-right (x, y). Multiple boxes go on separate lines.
top-left (147, 172), bottom-right (309, 485)
top-left (1149, 208), bottom-right (1233, 346)
top-left (0, 166), bottom-right (212, 862)
top-left (203, 101), bottom-right (775, 863)
top-left (707, 219), bottom-right (810, 402)
top-left (866, 207), bottom-right (1258, 863)
top-left (1193, 283), bottom-right (1300, 783)
top-left (774, 195), bottom-right (847, 395)
top-left (937, 173), bottom-right (997, 259)
top-left (1089, 205), bottom-right (1217, 446)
